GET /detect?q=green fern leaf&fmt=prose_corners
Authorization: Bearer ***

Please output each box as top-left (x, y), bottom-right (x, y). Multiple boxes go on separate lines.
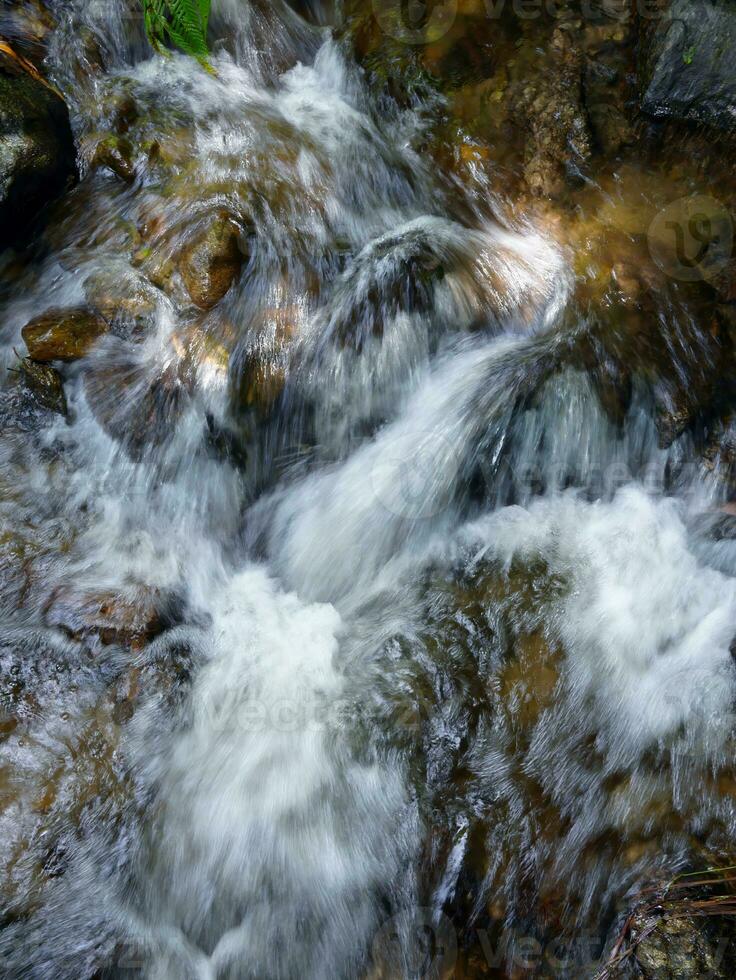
top-left (141, 0), bottom-right (212, 69)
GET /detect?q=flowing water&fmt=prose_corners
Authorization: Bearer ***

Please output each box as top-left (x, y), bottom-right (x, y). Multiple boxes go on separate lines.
top-left (2, 1), bottom-right (736, 977)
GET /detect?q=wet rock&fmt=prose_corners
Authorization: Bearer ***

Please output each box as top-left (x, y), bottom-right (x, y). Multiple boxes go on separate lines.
top-left (172, 323), bottom-right (230, 387)
top-left (22, 307), bottom-right (108, 362)
top-left (88, 86), bottom-right (139, 138)
top-left (83, 268), bottom-right (160, 340)
top-left (640, 0), bottom-right (736, 132)
top-left (655, 401), bottom-right (697, 448)
top-left (611, 261), bottom-right (644, 302)
top-left (84, 356), bottom-right (193, 461)
top-left (0, 380), bottom-right (61, 437)
top-left (91, 135), bottom-right (135, 183)
top-left (17, 358), bottom-right (67, 416)
top-left (0, 632), bottom-right (122, 926)
top-left (713, 257), bottom-right (736, 305)
top-left (132, 243), bottom-right (177, 298)
top-left (73, 25), bottom-right (107, 81)
top-left (716, 302), bottom-right (736, 345)
top-left (700, 414), bottom-right (736, 494)
top-left (231, 301), bottom-right (300, 421)
top-left (0, 43), bottom-right (76, 248)
top-left (44, 585), bottom-right (168, 649)
top-left (108, 92), bottom-right (138, 135)
top-left (650, 318), bottom-right (727, 449)
top-left (178, 213), bottom-right (245, 310)
top-left (499, 631), bottom-right (560, 731)
top-left (509, 26), bottom-right (592, 197)
top-left (632, 912), bottom-right (730, 978)
top-left (0, 627), bottom-right (194, 967)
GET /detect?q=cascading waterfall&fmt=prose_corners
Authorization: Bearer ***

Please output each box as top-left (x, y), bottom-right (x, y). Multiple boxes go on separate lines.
top-left (2, 1), bottom-right (736, 978)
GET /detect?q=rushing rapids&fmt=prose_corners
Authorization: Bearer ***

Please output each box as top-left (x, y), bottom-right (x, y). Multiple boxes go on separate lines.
top-left (2, 1), bottom-right (736, 977)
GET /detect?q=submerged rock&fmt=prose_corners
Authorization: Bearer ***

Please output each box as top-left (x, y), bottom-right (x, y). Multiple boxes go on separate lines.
top-left (0, 370), bottom-right (66, 436)
top-left (582, 16), bottom-right (635, 156)
top-left (0, 627), bottom-right (195, 967)
top-left (84, 356), bottom-right (193, 462)
top-left (22, 307), bottom-right (108, 361)
top-left (83, 268), bottom-right (161, 340)
top-left (178, 213), bottom-right (245, 310)
top-left (509, 25), bottom-right (592, 197)
top-left (0, 43), bottom-right (76, 248)
top-left (640, 0), bottom-right (736, 132)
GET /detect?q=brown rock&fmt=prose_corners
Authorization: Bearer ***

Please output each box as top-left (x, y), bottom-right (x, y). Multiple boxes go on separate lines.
top-left (0, 627), bottom-right (190, 950)
top-left (713, 258), bottom-right (736, 304)
top-left (231, 303), bottom-right (299, 418)
top-left (171, 324), bottom-right (230, 386)
top-left (105, 91), bottom-right (138, 134)
top-left (0, 0), bottom-right (56, 68)
top-left (22, 307), bottom-right (108, 362)
top-left (178, 212), bottom-right (244, 309)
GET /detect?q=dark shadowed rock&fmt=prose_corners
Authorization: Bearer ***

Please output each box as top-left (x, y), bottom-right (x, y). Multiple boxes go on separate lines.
top-left (640, 0), bottom-right (736, 132)
top-left (22, 307), bottom-right (108, 361)
top-left (0, 43), bottom-right (76, 248)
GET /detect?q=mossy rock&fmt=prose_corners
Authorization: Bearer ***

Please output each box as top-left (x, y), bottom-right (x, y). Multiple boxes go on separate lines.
top-left (91, 135), bottom-right (135, 183)
top-left (633, 912), bottom-right (733, 979)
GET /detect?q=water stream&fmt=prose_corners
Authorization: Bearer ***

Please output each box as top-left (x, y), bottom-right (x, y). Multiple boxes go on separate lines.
top-left (2, 1), bottom-right (736, 977)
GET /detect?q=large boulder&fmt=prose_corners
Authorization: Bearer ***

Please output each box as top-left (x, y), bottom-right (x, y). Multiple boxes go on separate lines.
top-left (640, 0), bottom-right (736, 131)
top-left (0, 43), bottom-right (76, 248)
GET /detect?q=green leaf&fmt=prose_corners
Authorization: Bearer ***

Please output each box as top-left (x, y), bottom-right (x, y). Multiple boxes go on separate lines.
top-left (141, 0), bottom-right (212, 68)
